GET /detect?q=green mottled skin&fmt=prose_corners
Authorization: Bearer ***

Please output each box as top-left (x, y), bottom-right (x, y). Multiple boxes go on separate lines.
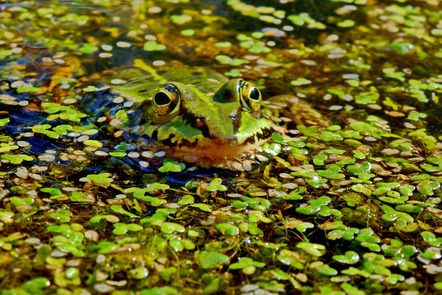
top-left (109, 60), bottom-right (328, 164)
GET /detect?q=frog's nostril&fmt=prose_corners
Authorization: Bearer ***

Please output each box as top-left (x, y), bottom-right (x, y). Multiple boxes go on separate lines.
top-left (193, 117), bottom-right (206, 129)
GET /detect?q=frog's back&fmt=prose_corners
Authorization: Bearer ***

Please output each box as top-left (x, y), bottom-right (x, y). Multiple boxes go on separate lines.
top-left (108, 60), bottom-right (227, 102)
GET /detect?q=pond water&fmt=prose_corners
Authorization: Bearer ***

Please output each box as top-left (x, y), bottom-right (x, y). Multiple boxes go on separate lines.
top-left (0, 0), bottom-right (441, 294)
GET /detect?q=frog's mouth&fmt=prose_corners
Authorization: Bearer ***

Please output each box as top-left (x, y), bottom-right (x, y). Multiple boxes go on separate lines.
top-left (147, 124), bottom-right (274, 166)
top-left (151, 123), bottom-right (273, 145)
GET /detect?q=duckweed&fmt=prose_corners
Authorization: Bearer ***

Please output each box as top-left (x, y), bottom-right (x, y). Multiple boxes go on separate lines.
top-left (143, 40), bottom-right (166, 51)
top-left (1, 0), bottom-right (441, 294)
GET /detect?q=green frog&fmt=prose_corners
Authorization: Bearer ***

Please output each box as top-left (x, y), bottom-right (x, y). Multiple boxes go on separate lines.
top-left (107, 60), bottom-right (329, 169)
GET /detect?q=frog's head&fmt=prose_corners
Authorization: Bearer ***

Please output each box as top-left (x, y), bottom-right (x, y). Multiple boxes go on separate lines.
top-left (136, 78), bottom-right (274, 164)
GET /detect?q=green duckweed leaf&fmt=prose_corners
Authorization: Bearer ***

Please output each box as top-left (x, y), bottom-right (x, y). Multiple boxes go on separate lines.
top-left (79, 43), bottom-right (98, 54)
top-left (379, 195), bottom-right (408, 204)
top-left (340, 283), bottom-right (364, 295)
top-left (178, 194), bottom-right (194, 206)
top-left (341, 267), bottom-right (370, 277)
top-left (316, 165), bottom-right (345, 179)
top-left (129, 267), bottom-right (149, 279)
top-left (203, 278), bottom-right (225, 294)
top-left (16, 86), bottom-right (42, 93)
top-left (313, 154), bottom-right (327, 165)
top-left (46, 224), bottom-right (71, 234)
top-left (309, 196), bottom-right (331, 206)
top-left (143, 40), bottom-right (166, 51)
top-left (356, 229), bottom-right (381, 251)
top-left (1, 154), bottom-right (33, 164)
top-left (216, 223), bottom-right (239, 236)
top-left (126, 223), bottom-right (143, 231)
top-left (169, 237), bottom-right (184, 252)
top-left (150, 183), bottom-right (169, 190)
top-left (86, 173), bottom-right (113, 185)
top-left (229, 257), bottom-right (265, 274)
top-left (21, 277), bottom-right (50, 295)
top-left (395, 204), bottom-right (423, 214)
top-left (214, 41), bottom-right (232, 48)
top-left (83, 85), bottom-right (100, 93)
top-left (386, 274), bottom-right (405, 284)
top-left (241, 197), bottom-right (271, 211)
top-left (50, 209), bottom-right (71, 223)
top-left (410, 174), bottom-right (432, 181)
top-left (418, 180), bottom-right (440, 196)
top-left (109, 151), bottom-right (127, 157)
top-left (383, 68), bottom-right (405, 81)
top-left (83, 139), bottom-right (102, 148)
top-left (315, 264), bottom-right (338, 276)
top-left (0, 118), bottom-right (10, 127)
top-left (110, 205), bottom-right (138, 218)
top-left (328, 225), bottom-right (359, 241)
top-left (0, 143), bottom-right (18, 153)
top-left (52, 124), bottom-right (72, 135)
top-left (390, 42), bottom-right (414, 55)
top-left (32, 125), bottom-right (60, 138)
top-left (190, 203), bottom-right (212, 212)
top-left (421, 231), bottom-right (442, 247)
top-left (296, 205), bottom-right (320, 215)
top-left (277, 249), bottom-right (304, 269)
top-left (271, 133), bottom-right (283, 144)
top-left (270, 269), bottom-right (291, 281)
top-left (199, 251), bottom-right (229, 269)
top-left (421, 251), bottom-right (441, 260)
top-left (248, 222), bottom-right (264, 236)
top-left (40, 187), bottom-right (61, 196)
top-left (182, 239), bottom-right (195, 250)
top-left (224, 68), bottom-right (242, 77)
top-left (170, 14), bottom-right (192, 24)
top-left (296, 242), bottom-right (325, 257)
top-left (113, 223), bottom-right (128, 235)
top-left (351, 184), bottom-right (372, 196)
top-left (306, 178), bottom-right (328, 187)
top-left (297, 125), bottom-right (320, 137)
top-left (181, 29), bottom-right (194, 36)
top-left (381, 204), bottom-right (414, 224)
top-left (333, 251), bottom-right (359, 264)
top-left (321, 131), bottom-right (343, 141)
top-left (158, 159), bottom-right (185, 172)
top-left (69, 191), bottom-right (86, 202)
top-left (397, 185), bottom-right (415, 197)
top-left (160, 222), bottom-right (185, 234)
top-left (140, 286), bottom-right (181, 295)
top-left (206, 178), bottom-right (227, 192)
top-left (337, 19), bottom-right (355, 28)
top-left (290, 78), bottom-right (311, 86)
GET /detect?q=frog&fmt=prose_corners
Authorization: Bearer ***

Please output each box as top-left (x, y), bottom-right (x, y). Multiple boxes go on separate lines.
top-left (106, 60), bottom-right (330, 169)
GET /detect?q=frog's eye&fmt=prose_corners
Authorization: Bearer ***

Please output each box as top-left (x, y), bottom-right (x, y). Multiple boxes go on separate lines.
top-left (239, 80), bottom-right (262, 112)
top-left (153, 83), bottom-right (180, 116)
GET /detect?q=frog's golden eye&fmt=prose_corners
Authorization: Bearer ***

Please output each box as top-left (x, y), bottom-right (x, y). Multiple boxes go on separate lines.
top-left (239, 80), bottom-right (262, 112)
top-left (153, 83), bottom-right (180, 116)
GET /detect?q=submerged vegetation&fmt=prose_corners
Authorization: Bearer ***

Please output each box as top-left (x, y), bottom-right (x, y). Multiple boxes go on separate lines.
top-left (0, 0), bottom-right (441, 294)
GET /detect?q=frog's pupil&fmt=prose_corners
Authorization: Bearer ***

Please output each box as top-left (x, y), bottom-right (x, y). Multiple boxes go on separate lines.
top-left (249, 88), bottom-right (260, 101)
top-left (155, 92), bottom-right (171, 105)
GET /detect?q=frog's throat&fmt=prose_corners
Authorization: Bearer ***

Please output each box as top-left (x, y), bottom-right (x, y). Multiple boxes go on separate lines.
top-left (167, 136), bottom-right (271, 165)
top-left (138, 133), bottom-right (272, 166)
